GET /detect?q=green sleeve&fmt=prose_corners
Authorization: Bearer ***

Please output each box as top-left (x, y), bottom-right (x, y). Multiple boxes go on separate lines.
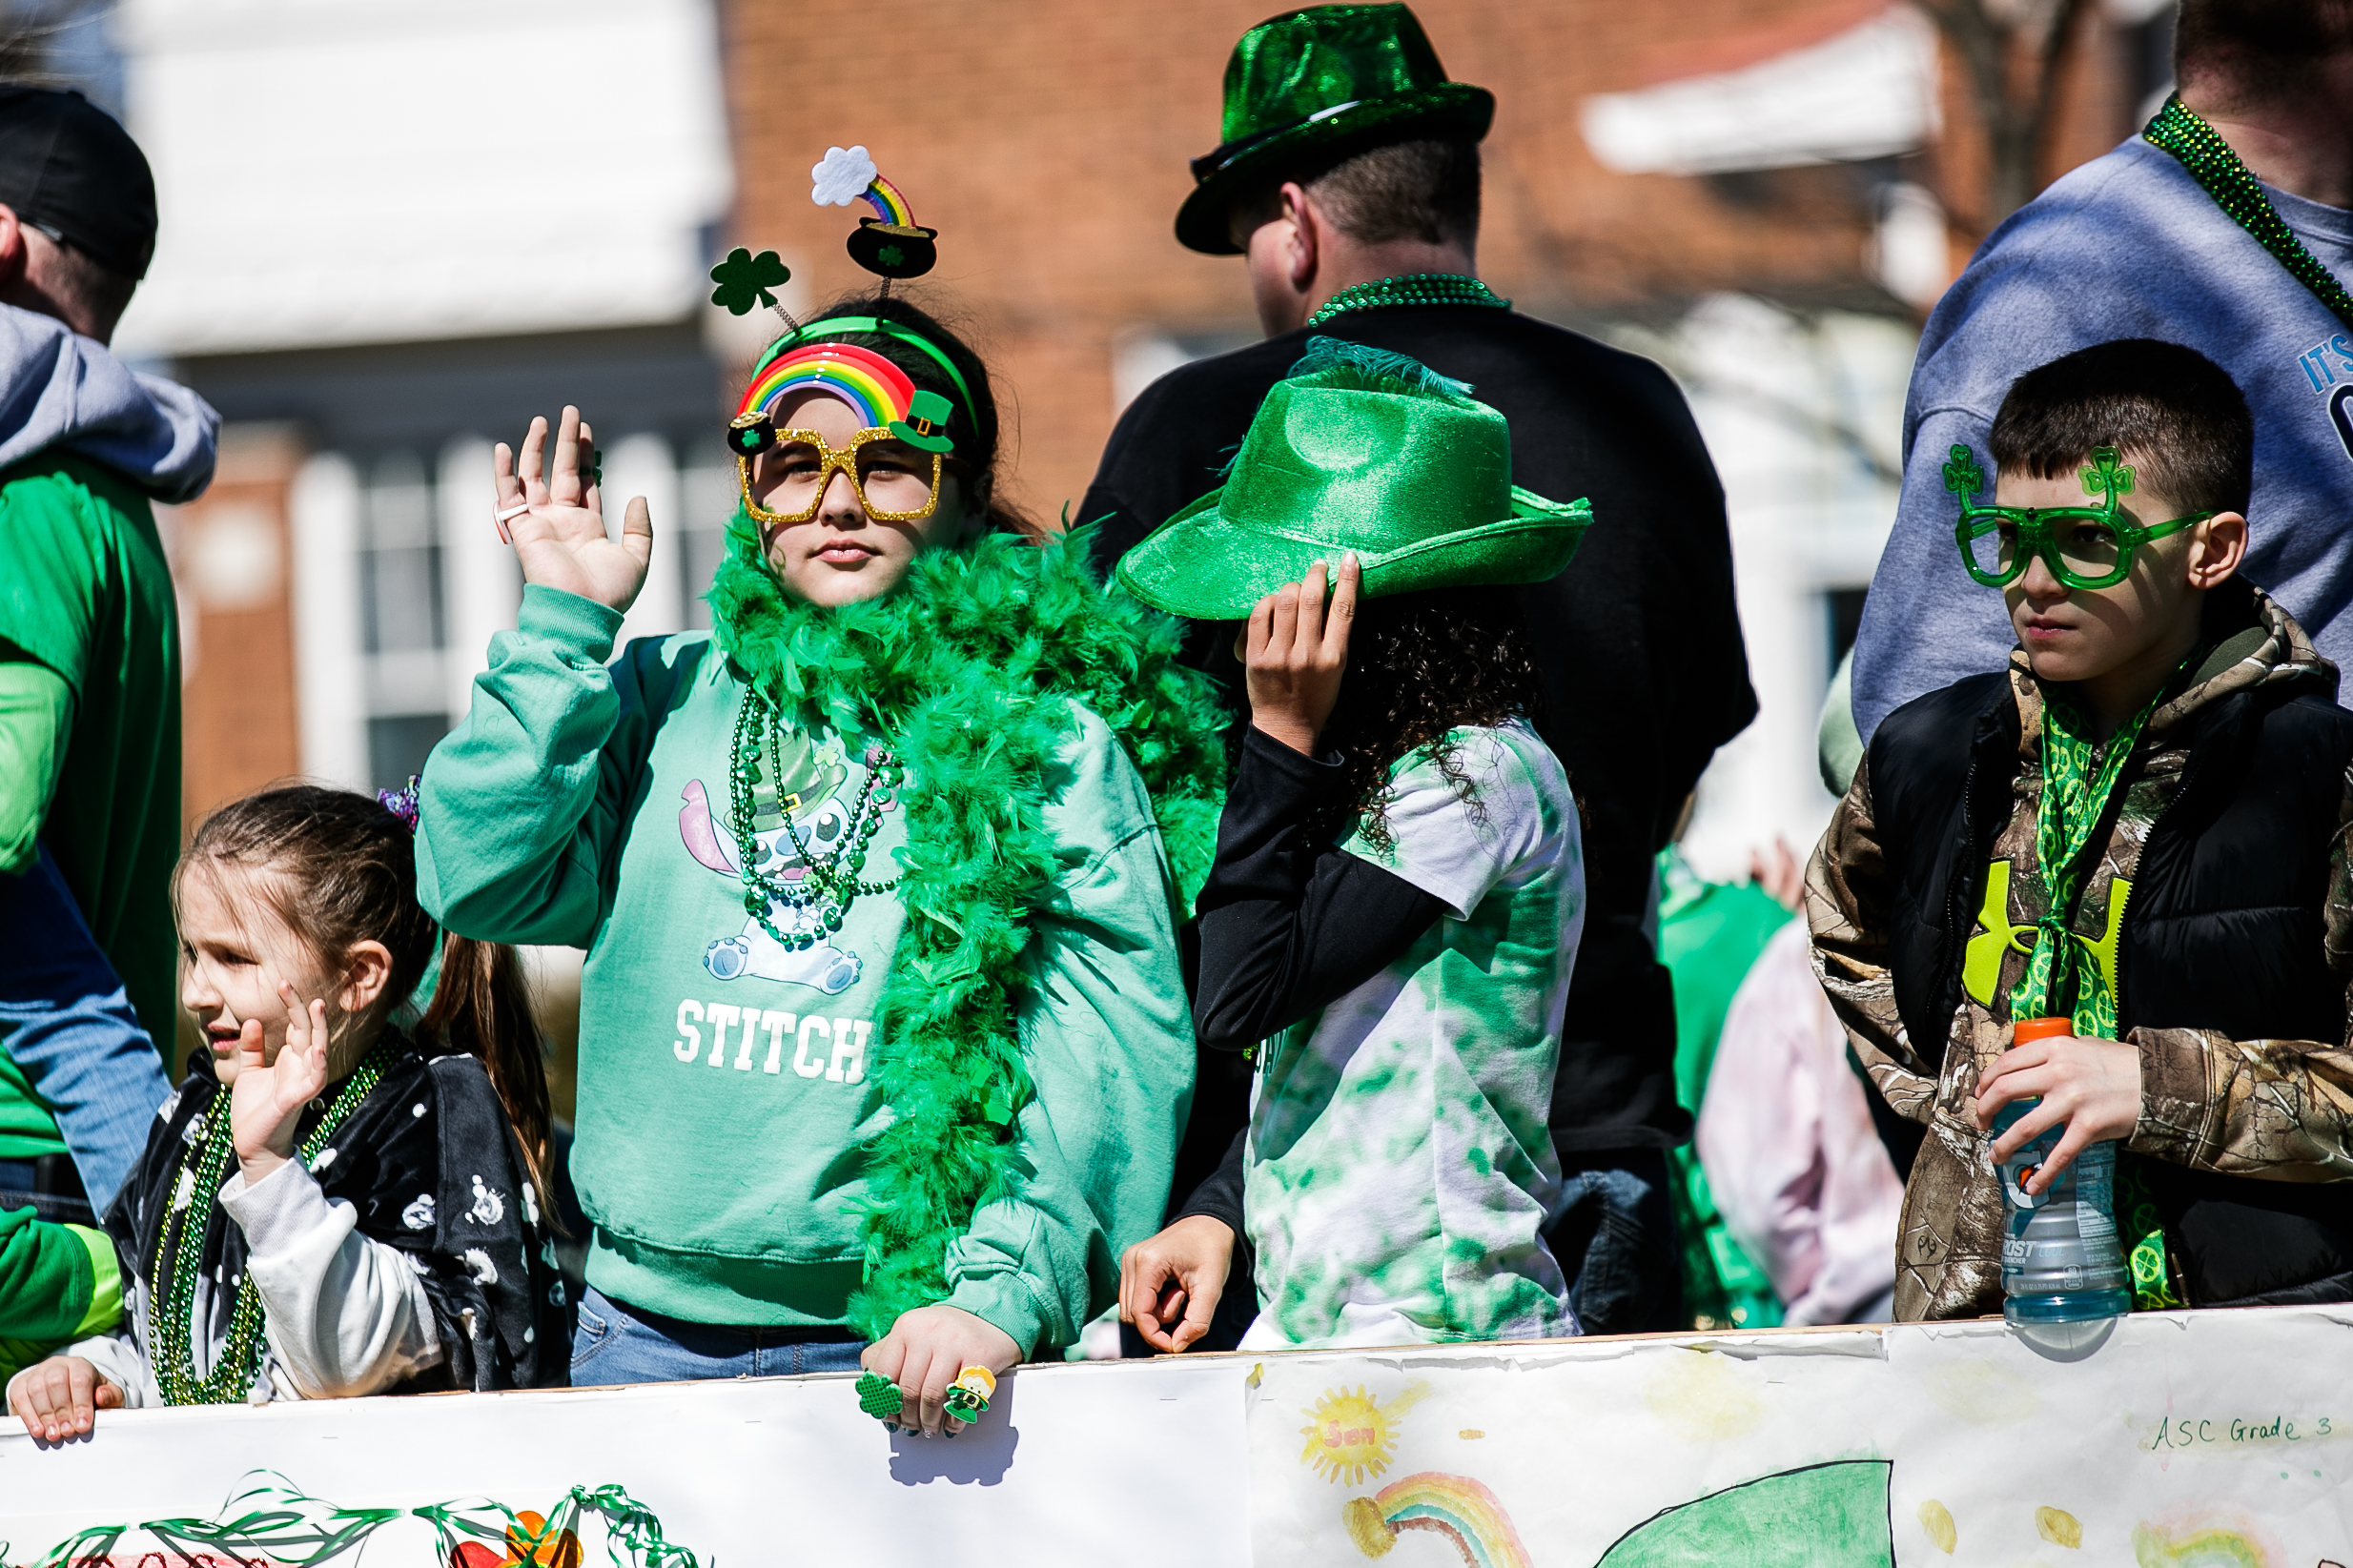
top-left (0, 656), bottom-right (72, 875)
top-left (0, 1208), bottom-right (116, 1340)
top-left (416, 585), bottom-right (674, 946)
top-left (0, 461), bottom-right (109, 879)
top-left (0, 469), bottom-right (101, 697)
top-left (942, 708), bottom-right (1196, 1354)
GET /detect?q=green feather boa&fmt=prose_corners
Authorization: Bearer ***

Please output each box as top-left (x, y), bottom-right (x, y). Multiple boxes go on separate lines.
top-left (706, 517), bottom-right (1228, 1342)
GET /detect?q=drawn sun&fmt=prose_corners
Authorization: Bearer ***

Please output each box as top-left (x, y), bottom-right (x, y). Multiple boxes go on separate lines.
top-left (1301, 1386), bottom-right (1404, 1486)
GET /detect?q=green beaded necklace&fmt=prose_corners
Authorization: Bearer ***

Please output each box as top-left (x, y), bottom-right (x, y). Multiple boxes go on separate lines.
top-left (151, 1038), bottom-right (396, 1406)
top-left (2144, 95), bottom-right (2353, 333)
top-left (1305, 273), bottom-right (1510, 328)
top-left (725, 689), bottom-right (903, 950)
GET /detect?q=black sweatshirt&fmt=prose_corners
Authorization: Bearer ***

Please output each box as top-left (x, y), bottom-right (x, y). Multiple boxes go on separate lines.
top-left (1083, 304), bottom-right (1755, 1195)
top-left (1177, 727), bottom-right (1445, 1244)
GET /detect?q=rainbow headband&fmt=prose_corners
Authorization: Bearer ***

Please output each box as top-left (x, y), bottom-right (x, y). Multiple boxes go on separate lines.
top-left (735, 342), bottom-right (915, 429)
top-left (736, 316), bottom-right (975, 432)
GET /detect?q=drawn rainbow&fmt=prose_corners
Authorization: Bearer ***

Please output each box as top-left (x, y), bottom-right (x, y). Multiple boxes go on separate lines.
top-left (1344, 1472), bottom-right (1533, 1568)
top-left (861, 176), bottom-right (915, 228)
top-left (734, 341), bottom-right (916, 428)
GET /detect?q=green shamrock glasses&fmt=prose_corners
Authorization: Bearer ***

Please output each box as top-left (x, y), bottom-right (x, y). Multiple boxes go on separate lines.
top-left (1947, 444), bottom-right (2216, 591)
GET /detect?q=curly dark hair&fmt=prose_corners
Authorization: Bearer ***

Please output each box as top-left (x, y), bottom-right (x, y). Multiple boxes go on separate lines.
top-left (1306, 585), bottom-right (1552, 849)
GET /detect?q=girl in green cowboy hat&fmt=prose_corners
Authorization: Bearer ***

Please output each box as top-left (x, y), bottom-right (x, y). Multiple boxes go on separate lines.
top-left (1116, 339), bottom-right (1590, 1349)
top-left (412, 292), bottom-right (1224, 1431)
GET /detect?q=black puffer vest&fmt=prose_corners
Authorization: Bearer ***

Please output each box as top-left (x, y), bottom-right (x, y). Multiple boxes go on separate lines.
top-left (1869, 617), bottom-right (2353, 1307)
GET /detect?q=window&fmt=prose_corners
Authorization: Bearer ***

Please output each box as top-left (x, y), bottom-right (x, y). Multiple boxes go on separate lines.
top-left (359, 452), bottom-right (448, 789)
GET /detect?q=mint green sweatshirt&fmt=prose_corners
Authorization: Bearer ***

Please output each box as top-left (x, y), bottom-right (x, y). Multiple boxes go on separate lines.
top-left (415, 586), bottom-right (1193, 1354)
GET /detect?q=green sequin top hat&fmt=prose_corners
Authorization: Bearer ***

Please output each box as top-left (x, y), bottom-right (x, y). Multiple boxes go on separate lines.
top-left (1115, 338), bottom-right (1589, 620)
top-left (1176, 4), bottom-right (1494, 255)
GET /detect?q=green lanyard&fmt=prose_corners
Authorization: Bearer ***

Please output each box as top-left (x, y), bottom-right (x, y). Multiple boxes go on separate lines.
top-left (2143, 95), bottom-right (2353, 334)
top-left (2009, 685), bottom-right (2166, 1037)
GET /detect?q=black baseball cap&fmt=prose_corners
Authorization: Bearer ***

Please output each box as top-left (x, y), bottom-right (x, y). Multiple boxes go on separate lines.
top-left (0, 88), bottom-right (155, 280)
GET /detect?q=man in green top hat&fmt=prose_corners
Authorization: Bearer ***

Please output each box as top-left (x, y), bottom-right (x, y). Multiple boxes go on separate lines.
top-left (1090, 3), bottom-right (1756, 1344)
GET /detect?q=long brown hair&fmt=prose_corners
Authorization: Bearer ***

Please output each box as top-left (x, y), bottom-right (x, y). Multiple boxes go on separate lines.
top-left (180, 784), bottom-right (559, 1217)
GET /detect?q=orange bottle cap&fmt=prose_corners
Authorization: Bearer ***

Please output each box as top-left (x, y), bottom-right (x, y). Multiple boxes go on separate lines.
top-left (2012, 1016), bottom-right (2072, 1044)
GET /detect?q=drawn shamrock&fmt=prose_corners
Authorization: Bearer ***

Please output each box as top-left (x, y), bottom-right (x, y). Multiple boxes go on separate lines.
top-left (708, 248), bottom-right (791, 316)
top-left (874, 243), bottom-right (906, 270)
top-left (1941, 444), bottom-right (1985, 499)
top-left (2080, 445), bottom-right (2136, 500)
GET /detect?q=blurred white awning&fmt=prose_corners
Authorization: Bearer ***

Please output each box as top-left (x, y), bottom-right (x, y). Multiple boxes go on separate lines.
top-left (1580, 6), bottom-right (1940, 176)
top-left (113, 0), bottom-right (732, 357)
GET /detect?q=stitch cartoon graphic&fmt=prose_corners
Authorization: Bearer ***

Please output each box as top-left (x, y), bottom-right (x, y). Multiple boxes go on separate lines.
top-left (679, 729), bottom-right (883, 994)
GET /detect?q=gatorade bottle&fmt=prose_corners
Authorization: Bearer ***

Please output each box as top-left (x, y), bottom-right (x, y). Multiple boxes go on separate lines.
top-left (1994, 1017), bottom-right (2131, 1324)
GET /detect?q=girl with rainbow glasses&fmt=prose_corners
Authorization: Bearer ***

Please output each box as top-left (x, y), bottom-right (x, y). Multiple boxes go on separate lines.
top-left (412, 293), bottom-right (1223, 1436)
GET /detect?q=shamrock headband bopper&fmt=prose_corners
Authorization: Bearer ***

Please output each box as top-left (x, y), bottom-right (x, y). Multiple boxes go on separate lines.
top-left (1946, 443), bottom-right (2216, 592)
top-left (708, 147), bottom-right (967, 462)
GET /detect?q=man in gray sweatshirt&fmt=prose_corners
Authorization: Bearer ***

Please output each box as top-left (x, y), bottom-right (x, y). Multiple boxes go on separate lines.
top-left (0, 88), bottom-right (215, 1219)
top-left (1852, 0), bottom-right (2353, 739)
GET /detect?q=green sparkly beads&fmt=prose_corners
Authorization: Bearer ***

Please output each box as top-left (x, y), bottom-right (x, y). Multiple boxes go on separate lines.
top-left (1306, 273), bottom-right (1510, 328)
top-left (726, 690), bottom-right (904, 950)
top-left (152, 1041), bottom-right (395, 1406)
top-left (2144, 95), bottom-right (2353, 332)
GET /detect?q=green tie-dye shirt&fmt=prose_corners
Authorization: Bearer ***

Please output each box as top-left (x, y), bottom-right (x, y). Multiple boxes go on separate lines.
top-left (1240, 721), bottom-right (1585, 1349)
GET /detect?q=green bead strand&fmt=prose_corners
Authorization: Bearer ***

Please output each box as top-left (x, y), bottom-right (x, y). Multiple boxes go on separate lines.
top-left (1306, 273), bottom-right (1510, 328)
top-left (2144, 96), bottom-right (2353, 332)
top-left (724, 688), bottom-right (905, 949)
top-left (153, 1040), bottom-right (396, 1406)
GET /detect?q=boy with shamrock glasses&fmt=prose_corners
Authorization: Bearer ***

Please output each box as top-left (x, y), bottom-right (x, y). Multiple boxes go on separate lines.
top-left (1809, 337), bottom-right (2353, 1322)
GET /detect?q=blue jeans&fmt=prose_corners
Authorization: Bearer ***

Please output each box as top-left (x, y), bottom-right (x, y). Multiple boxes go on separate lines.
top-left (0, 846), bottom-right (172, 1211)
top-left (1545, 1149), bottom-right (1684, 1336)
top-left (570, 1285), bottom-right (868, 1386)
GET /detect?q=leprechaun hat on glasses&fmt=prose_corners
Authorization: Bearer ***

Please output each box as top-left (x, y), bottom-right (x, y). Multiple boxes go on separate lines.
top-left (1115, 339), bottom-right (1590, 620)
top-left (1176, 4), bottom-right (1494, 255)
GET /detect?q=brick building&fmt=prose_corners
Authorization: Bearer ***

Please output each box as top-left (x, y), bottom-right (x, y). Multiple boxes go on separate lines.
top-left (98, 0), bottom-right (2169, 870)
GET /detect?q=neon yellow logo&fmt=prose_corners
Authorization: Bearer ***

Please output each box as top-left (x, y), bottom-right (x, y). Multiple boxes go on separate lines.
top-left (1962, 858), bottom-right (2131, 1007)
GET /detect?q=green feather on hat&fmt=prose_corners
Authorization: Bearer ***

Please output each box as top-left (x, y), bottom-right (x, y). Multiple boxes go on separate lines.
top-left (1114, 337), bottom-right (1591, 621)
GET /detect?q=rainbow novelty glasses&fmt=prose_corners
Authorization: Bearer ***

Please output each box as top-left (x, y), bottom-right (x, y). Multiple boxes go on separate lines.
top-left (732, 424), bottom-right (943, 526)
top-left (1947, 444), bottom-right (2215, 592)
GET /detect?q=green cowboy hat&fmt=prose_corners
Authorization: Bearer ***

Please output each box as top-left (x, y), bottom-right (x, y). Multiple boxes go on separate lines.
top-left (1115, 339), bottom-right (1589, 620)
top-left (1176, 4), bottom-right (1495, 255)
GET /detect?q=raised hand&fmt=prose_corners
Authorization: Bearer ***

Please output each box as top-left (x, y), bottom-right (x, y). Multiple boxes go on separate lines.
top-left (1244, 553), bottom-right (1360, 756)
top-left (229, 987), bottom-right (332, 1184)
top-left (494, 406), bottom-right (653, 614)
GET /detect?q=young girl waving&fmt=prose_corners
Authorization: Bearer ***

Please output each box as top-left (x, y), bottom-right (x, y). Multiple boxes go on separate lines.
top-left (1116, 340), bottom-right (1592, 1350)
top-left (418, 295), bottom-right (1218, 1432)
top-left (7, 786), bottom-right (567, 1439)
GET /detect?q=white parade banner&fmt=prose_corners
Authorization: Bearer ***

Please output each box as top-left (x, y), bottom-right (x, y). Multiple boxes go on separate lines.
top-left (3, 1306), bottom-right (2348, 1567)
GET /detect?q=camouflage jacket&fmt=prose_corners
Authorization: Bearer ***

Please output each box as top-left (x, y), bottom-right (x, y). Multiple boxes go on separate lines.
top-left (1809, 583), bottom-right (2353, 1319)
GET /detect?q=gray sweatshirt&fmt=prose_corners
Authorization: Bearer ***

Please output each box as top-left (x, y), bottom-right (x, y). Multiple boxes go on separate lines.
top-left (1852, 135), bottom-right (2353, 740)
top-left (0, 302), bottom-right (215, 500)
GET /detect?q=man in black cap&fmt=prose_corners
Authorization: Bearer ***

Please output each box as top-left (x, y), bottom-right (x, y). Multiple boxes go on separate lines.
top-left (1099, 4), bottom-right (1755, 1344)
top-left (0, 87), bottom-right (213, 1220)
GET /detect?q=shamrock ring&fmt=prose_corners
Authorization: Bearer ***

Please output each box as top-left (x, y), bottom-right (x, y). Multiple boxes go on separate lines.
top-left (854, 1369), bottom-right (906, 1420)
